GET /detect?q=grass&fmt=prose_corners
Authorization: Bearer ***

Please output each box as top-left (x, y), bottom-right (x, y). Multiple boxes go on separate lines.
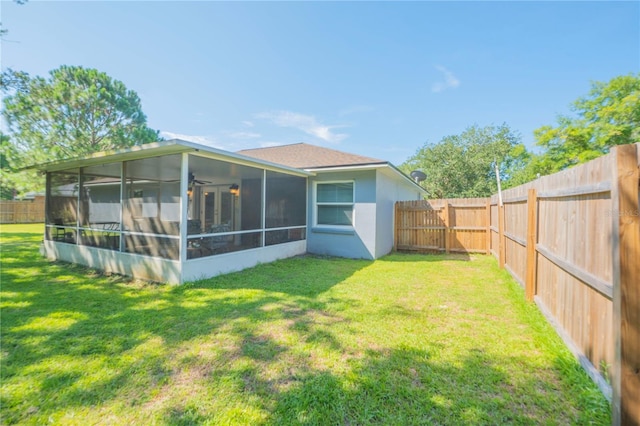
top-left (1, 223), bottom-right (610, 425)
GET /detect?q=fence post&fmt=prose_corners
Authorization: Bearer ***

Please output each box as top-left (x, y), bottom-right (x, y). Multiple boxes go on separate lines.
top-left (611, 144), bottom-right (640, 425)
top-left (443, 201), bottom-right (450, 254)
top-left (525, 189), bottom-right (538, 302)
top-left (485, 199), bottom-right (491, 255)
top-left (498, 204), bottom-right (506, 268)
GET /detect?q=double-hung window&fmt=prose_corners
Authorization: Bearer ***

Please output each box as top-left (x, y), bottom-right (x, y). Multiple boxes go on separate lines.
top-left (315, 181), bottom-right (354, 226)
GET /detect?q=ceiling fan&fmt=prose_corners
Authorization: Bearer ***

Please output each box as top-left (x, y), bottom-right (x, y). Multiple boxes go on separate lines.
top-left (188, 172), bottom-right (211, 185)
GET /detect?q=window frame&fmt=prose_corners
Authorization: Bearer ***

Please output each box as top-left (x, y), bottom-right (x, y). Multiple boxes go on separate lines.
top-left (313, 180), bottom-right (355, 228)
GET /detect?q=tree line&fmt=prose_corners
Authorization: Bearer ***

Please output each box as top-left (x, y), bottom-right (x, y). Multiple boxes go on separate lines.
top-left (400, 73), bottom-right (639, 198)
top-left (1, 65), bottom-right (638, 200)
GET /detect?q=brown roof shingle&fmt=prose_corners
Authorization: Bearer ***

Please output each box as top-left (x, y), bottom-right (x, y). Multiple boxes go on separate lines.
top-left (238, 143), bottom-right (387, 169)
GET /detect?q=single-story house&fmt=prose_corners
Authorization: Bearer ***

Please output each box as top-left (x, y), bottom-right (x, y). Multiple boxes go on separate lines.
top-left (37, 139), bottom-right (425, 283)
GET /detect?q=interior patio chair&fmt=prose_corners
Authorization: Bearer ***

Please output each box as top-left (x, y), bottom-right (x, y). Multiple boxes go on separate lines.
top-left (52, 218), bottom-right (66, 241)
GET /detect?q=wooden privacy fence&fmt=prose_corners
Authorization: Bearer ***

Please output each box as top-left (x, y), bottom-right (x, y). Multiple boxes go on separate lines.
top-left (394, 197), bottom-right (490, 254)
top-left (394, 144), bottom-right (639, 425)
top-left (0, 197), bottom-right (45, 224)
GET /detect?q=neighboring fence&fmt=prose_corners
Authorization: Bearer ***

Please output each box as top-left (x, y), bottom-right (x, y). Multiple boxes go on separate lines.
top-left (394, 144), bottom-right (640, 425)
top-left (394, 198), bottom-right (490, 254)
top-left (0, 196), bottom-right (46, 223)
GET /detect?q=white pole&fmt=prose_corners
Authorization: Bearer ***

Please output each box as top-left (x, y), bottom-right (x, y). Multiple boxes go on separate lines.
top-left (494, 161), bottom-right (503, 207)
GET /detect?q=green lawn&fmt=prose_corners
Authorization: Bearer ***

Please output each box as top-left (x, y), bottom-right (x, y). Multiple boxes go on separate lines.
top-left (1, 224), bottom-right (609, 425)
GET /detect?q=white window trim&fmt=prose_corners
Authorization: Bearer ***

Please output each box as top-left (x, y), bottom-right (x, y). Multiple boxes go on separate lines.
top-left (313, 180), bottom-right (355, 228)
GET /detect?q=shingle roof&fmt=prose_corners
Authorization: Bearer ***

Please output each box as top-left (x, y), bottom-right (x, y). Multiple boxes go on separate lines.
top-left (237, 143), bottom-right (387, 169)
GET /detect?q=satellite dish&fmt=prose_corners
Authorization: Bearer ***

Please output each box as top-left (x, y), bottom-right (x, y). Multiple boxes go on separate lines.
top-left (410, 170), bottom-right (426, 183)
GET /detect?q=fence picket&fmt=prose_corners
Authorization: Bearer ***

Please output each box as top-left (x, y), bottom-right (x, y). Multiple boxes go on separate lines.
top-left (0, 197), bottom-right (46, 223)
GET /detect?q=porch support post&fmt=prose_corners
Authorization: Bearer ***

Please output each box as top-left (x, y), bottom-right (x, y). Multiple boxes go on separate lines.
top-left (179, 153), bottom-right (190, 268)
top-left (119, 162), bottom-right (126, 252)
top-left (261, 169), bottom-right (266, 246)
top-left (44, 172), bottom-right (51, 240)
top-left (76, 168), bottom-right (81, 242)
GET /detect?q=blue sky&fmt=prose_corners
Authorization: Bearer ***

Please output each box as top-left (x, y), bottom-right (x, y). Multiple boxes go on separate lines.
top-left (1, 1), bottom-right (638, 165)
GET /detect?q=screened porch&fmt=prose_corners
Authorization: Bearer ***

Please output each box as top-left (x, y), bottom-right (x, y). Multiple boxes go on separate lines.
top-left (44, 147), bottom-right (308, 274)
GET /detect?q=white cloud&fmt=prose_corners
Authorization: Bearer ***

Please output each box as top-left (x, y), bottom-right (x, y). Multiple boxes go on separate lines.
top-left (255, 110), bottom-right (348, 144)
top-left (160, 131), bottom-right (226, 149)
top-left (242, 120), bottom-right (255, 128)
top-left (432, 65), bottom-right (460, 93)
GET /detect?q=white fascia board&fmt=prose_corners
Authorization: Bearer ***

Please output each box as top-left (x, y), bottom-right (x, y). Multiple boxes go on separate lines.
top-left (383, 163), bottom-right (428, 194)
top-left (30, 139), bottom-right (314, 177)
top-left (304, 163), bottom-right (388, 173)
top-left (29, 140), bottom-right (194, 172)
top-left (307, 163), bottom-right (426, 194)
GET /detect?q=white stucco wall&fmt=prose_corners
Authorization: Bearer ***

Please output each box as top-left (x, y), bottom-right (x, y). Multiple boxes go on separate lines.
top-left (307, 170), bottom-right (377, 260)
top-left (375, 169), bottom-right (423, 258)
top-left (306, 168), bottom-right (422, 260)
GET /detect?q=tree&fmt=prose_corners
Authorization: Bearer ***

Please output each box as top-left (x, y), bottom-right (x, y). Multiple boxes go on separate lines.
top-left (0, 133), bottom-right (16, 199)
top-left (0, 132), bottom-right (42, 199)
top-left (0, 68), bottom-right (30, 94)
top-left (1, 65), bottom-right (160, 197)
top-left (2, 65), bottom-right (160, 165)
top-left (401, 124), bottom-right (529, 198)
top-left (534, 73), bottom-right (640, 173)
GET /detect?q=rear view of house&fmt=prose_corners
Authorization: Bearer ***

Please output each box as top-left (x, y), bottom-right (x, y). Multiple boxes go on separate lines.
top-left (239, 143), bottom-right (425, 259)
top-left (38, 140), bottom-right (424, 283)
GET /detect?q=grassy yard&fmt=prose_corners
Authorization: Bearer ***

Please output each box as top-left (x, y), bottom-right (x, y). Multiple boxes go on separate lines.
top-left (1, 224), bottom-right (609, 425)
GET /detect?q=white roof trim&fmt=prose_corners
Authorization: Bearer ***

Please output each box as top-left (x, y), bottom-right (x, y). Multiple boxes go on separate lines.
top-left (30, 139), bottom-right (313, 177)
top-left (305, 163), bottom-right (427, 194)
top-left (304, 164), bottom-right (388, 172)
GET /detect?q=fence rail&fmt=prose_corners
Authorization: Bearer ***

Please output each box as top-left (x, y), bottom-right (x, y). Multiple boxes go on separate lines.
top-left (394, 143), bottom-right (640, 425)
top-left (394, 198), bottom-right (490, 254)
top-left (0, 197), bottom-right (46, 224)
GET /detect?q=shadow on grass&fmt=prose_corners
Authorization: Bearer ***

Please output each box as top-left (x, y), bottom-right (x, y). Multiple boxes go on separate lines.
top-left (262, 347), bottom-right (517, 425)
top-left (160, 345), bottom-right (603, 425)
top-left (0, 231), bottom-right (44, 242)
top-left (1, 235), bottom-right (366, 423)
top-left (1, 228), bottom-right (609, 424)
top-left (185, 254), bottom-right (373, 297)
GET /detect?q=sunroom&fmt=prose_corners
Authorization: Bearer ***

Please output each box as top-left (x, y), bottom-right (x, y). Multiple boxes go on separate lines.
top-left (41, 140), bottom-right (310, 283)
